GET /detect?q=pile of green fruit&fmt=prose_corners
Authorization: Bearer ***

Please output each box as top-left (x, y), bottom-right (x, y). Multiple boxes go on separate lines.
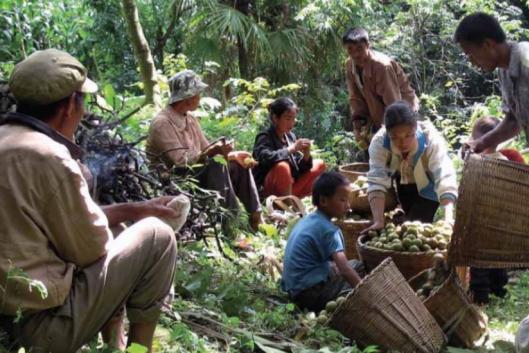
top-left (351, 176), bottom-right (368, 191)
top-left (365, 220), bottom-right (452, 253)
top-left (307, 296), bottom-right (347, 326)
top-left (416, 252), bottom-right (448, 301)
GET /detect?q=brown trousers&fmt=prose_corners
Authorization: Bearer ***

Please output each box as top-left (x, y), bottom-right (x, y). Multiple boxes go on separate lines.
top-left (13, 217), bottom-right (177, 353)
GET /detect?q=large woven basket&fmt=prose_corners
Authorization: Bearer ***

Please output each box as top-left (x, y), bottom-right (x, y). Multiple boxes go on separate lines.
top-left (349, 187), bottom-right (398, 214)
top-left (409, 270), bottom-right (487, 348)
top-left (329, 258), bottom-right (445, 353)
top-left (449, 154), bottom-right (529, 268)
top-left (357, 234), bottom-right (443, 279)
top-left (333, 219), bottom-right (372, 259)
top-left (339, 163), bottom-right (369, 183)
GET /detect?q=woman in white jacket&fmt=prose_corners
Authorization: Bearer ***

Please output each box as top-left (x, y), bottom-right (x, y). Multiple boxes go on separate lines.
top-left (364, 101), bottom-right (457, 232)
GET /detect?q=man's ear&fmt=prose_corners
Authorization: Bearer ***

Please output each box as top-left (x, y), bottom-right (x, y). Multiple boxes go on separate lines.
top-left (319, 195), bottom-right (329, 208)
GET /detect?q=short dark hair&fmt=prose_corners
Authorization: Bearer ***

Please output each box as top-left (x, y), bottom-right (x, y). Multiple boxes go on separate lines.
top-left (269, 97), bottom-right (296, 121)
top-left (342, 27), bottom-right (369, 45)
top-left (384, 100), bottom-right (418, 131)
top-left (312, 171), bottom-right (350, 207)
top-left (16, 92), bottom-right (83, 122)
top-left (471, 116), bottom-right (500, 139)
top-left (454, 12), bottom-right (506, 45)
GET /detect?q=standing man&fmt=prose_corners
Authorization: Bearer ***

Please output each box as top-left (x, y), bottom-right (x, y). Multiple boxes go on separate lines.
top-left (455, 12), bottom-right (529, 154)
top-left (454, 12), bottom-right (529, 350)
top-left (343, 27), bottom-right (419, 153)
top-left (0, 49), bottom-right (188, 352)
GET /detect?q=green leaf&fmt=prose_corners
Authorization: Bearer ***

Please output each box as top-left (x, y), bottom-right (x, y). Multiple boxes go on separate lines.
top-left (126, 343), bottom-right (148, 353)
top-left (212, 155), bottom-right (227, 166)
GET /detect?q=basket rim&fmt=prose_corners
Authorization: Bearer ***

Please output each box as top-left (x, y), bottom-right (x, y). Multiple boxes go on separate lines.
top-left (357, 234), bottom-right (447, 257)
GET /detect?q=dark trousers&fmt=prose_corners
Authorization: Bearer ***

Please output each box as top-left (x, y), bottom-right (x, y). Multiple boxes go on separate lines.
top-left (197, 159), bottom-right (261, 213)
top-left (290, 260), bottom-right (365, 312)
top-left (396, 178), bottom-right (439, 223)
top-left (469, 267), bottom-right (508, 303)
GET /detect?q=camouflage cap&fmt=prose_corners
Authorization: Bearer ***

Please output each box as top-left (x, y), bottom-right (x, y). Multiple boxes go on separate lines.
top-left (9, 48), bottom-right (97, 105)
top-left (168, 70), bottom-right (208, 105)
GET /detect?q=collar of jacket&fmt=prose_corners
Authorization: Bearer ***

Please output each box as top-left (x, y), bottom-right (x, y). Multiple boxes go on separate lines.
top-left (0, 112), bottom-right (84, 160)
top-left (382, 125), bottom-right (427, 167)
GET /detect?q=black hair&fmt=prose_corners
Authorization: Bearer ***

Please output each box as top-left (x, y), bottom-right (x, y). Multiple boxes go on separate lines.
top-left (454, 12), bottom-right (506, 45)
top-left (312, 171), bottom-right (350, 207)
top-left (268, 97), bottom-right (296, 121)
top-left (16, 92), bottom-right (84, 122)
top-left (471, 116), bottom-right (501, 139)
top-left (384, 100), bottom-right (418, 131)
top-left (342, 27), bottom-right (369, 45)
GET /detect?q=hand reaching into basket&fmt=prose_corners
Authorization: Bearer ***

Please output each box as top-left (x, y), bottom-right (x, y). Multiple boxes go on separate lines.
top-left (360, 220), bottom-right (385, 235)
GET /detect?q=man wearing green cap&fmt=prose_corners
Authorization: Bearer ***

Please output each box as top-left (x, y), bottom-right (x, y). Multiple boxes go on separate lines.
top-left (146, 69), bottom-right (262, 230)
top-left (0, 49), bottom-right (187, 352)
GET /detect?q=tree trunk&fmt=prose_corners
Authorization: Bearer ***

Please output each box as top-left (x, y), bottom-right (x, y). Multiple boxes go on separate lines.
top-left (121, 0), bottom-right (160, 106)
top-left (235, 0), bottom-right (252, 78)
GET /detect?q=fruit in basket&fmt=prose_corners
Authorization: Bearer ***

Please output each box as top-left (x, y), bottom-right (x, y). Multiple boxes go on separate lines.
top-left (317, 314), bottom-right (328, 324)
top-left (351, 176), bottom-right (368, 191)
top-left (365, 220), bottom-right (452, 253)
top-left (326, 300), bottom-right (338, 312)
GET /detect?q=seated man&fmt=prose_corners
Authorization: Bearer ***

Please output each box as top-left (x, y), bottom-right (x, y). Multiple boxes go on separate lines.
top-left (146, 70), bottom-right (262, 230)
top-left (0, 49), bottom-right (189, 353)
top-left (343, 27), bottom-right (419, 154)
top-left (281, 172), bottom-right (364, 312)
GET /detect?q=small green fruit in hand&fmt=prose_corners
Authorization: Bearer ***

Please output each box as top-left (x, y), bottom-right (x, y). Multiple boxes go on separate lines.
top-left (336, 296), bottom-right (346, 305)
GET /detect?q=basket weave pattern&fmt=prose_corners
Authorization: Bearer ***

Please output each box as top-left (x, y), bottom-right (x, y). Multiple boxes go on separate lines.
top-left (357, 234), bottom-right (442, 279)
top-left (450, 155), bottom-right (529, 268)
top-left (329, 258), bottom-right (445, 353)
top-left (408, 271), bottom-right (487, 348)
top-left (334, 219), bottom-right (372, 259)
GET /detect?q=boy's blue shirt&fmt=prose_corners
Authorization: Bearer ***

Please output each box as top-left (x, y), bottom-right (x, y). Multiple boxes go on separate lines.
top-left (281, 209), bottom-right (345, 296)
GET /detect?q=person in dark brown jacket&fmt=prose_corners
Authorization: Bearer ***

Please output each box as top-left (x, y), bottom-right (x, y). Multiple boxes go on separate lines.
top-left (343, 27), bottom-right (419, 152)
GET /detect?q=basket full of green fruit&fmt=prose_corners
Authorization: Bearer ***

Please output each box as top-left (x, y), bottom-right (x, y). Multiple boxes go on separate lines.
top-left (357, 220), bottom-right (453, 279)
top-left (348, 176), bottom-right (397, 213)
top-left (338, 162), bottom-right (369, 183)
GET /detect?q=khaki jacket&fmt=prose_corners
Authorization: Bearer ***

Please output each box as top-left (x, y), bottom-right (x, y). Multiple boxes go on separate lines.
top-left (0, 124), bottom-right (111, 315)
top-left (146, 107), bottom-right (209, 168)
top-left (345, 50), bottom-right (419, 128)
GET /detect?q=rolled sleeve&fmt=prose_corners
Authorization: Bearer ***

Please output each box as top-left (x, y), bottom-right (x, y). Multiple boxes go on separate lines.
top-left (367, 132), bottom-right (393, 194)
top-left (425, 132), bottom-right (458, 201)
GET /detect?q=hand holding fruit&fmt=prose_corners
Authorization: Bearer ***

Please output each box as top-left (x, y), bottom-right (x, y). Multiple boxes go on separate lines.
top-left (289, 138), bottom-right (311, 154)
top-left (229, 151), bottom-right (258, 169)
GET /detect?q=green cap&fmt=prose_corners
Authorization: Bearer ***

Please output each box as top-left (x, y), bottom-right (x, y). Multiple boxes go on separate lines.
top-left (9, 48), bottom-right (98, 105)
top-left (168, 70), bottom-right (208, 105)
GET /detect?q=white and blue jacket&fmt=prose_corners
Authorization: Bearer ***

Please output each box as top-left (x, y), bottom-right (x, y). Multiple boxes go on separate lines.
top-left (367, 121), bottom-right (458, 202)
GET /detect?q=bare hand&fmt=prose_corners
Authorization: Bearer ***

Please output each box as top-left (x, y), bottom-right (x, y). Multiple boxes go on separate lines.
top-left (229, 151), bottom-right (258, 169)
top-left (461, 138), bottom-right (486, 157)
top-left (361, 220), bottom-right (384, 235)
top-left (206, 140), bottom-right (234, 158)
top-left (290, 138), bottom-right (311, 153)
top-left (135, 196), bottom-right (180, 220)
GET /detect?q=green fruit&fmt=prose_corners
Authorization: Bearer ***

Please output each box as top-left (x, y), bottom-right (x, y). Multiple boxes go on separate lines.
top-left (379, 237), bottom-right (387, 243)
top-left (374, 242), bottom-right (383, 248)
top-left (368, 230), bottom-right (378, 238)
top-left (326, 301), bottom-right (338, 312)
top-left (391, 243), bottom-right (403, 251)
top-left (317, 315), bottom-right (328, 324)
top-left (372, 236), bottom-right (380, 243)
top-left (388, 233), bottom-right (399, 241)
top-left (336, 297), bottom-right (346, 305)
top-left (405, 234), bottom-right (417, 241)
top-left (409, 245), bottom-right (420, 252)
top-left (402, 238), bottom-right (413, 248)
top-left (319, 310), bottom-right (327, 317)
top-left (437, 240), bottom-right (447, 250)
top-left (421, 244), bottom-right (432, 252)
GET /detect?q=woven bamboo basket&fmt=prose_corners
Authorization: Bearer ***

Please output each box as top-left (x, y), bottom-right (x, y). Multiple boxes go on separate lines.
top-left (409, 270), bottom-right (487, 348)
top-left (333, 219), bottom-right (372, 259)
top-left (449, 154), bottom-right (529, 268)
top-left (349, 187), bottom-right (398, 214)
top-left (357, 234), bottom-right (444, 279)
top-left (339, 163), bottom-right (369, 183)
top-left (329, 258), bottom-right (445, 353)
